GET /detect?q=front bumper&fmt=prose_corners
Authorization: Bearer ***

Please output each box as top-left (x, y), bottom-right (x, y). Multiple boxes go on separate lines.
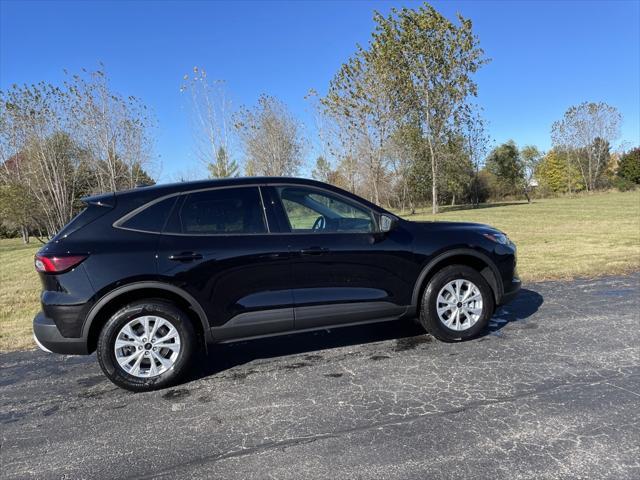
top-left (500, 276), bottom-right (521, 305)
top-left (33, 312), bottom-right (89, 355)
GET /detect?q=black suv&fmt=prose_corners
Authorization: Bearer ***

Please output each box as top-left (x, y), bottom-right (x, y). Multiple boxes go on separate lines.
top-left (33, 177), bottom-right (520, 391)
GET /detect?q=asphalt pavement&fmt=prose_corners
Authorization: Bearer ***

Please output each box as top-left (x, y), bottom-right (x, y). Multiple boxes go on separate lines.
top-left (1, 273), bottom-right (639, 479)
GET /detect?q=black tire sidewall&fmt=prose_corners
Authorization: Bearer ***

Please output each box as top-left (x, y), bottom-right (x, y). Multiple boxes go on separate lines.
top-left (97, 300), bottom-right (195, 392)
top-left (420, 265), bottom-right (494, 341)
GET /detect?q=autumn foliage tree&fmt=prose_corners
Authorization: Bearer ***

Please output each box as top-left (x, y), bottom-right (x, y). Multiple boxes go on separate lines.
top-left (372, 5), bottom-right (488, 213)
top-left (551, 102), bottom-right (621, 192)
top-left (536, 148), bottom-right (584, 195)
top-left (320, 4), bottom-right (487, 212)
top-left (0, 68), bottom-right (156, 240)
top-left (235, 95), bottom-right (305, 177)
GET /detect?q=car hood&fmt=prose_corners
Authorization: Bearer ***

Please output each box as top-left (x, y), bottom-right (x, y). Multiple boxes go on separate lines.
top-left (407, 220), bottom-right (503, 234)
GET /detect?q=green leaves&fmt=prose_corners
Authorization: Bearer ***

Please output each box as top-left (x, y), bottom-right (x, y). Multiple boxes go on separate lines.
top-left (485, 141), bottom-right (526, 197)
top-left (617, 148), bottom-right (640, 185)
top-left (551, 102), bottom-right (622, 192)
top-left (321, 2), bottom-right (487, 210)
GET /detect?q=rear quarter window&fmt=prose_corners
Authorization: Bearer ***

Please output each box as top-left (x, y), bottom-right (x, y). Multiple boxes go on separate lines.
top-left (119, 197), bottom-right (178, 233)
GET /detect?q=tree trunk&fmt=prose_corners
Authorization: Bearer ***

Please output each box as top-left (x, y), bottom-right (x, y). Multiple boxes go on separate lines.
top-left (474, 166), bottom-right (479, 207)
top-left (432, 180), bottom-right (438, 214)
top-left (430, 151), bottom-right (438, 215)
top-left (427, 137), bottom-right (438, 215)
top-left (523, 188), bottom-right (531, 203)
top-left (21, 226), bottom-right (29, 244)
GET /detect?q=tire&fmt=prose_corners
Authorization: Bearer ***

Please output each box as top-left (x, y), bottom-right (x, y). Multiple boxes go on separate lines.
top-left (96, 299), bottom-right (196, 392)
top-left (418, 265), bottom-right (494, 342)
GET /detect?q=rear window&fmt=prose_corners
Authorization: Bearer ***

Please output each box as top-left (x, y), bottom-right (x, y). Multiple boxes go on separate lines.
top-left (119, 197), bottom-right (177, 232)
top-left (167, 187), bottom-right (266, 235)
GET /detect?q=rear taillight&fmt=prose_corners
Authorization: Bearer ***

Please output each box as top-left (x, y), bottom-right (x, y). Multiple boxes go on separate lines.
top-left (34, 254), bottom-right (88, 273)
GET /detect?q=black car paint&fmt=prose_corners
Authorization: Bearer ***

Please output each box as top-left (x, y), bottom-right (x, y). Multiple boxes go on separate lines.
top-left (33, 177), bottom-right (520, 355)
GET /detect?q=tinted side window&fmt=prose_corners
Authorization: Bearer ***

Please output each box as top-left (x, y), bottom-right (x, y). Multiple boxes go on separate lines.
top-left (278, 187), bottom-right (374, 233)
top-left (120, 197), bottom-right (177, 232)
top-left (170, 187), bottom-right (267, 235)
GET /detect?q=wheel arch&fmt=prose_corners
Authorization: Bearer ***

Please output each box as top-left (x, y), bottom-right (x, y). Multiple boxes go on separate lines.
top-left (83, 282), bottom-right (212, 354)
top-left (411, 249), bottom-right (503, 311)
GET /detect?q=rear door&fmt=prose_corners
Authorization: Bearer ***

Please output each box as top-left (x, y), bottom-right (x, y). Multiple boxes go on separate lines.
top-left (156, 186), bottom-right (294, 341)
top-left (263, 185), bottom-right (415, 330)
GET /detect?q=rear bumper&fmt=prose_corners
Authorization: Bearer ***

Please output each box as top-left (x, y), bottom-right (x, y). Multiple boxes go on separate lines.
top-left (500, 276), bottom-right (521, 305)
top-left (33, 312), bottom-right (89, 355)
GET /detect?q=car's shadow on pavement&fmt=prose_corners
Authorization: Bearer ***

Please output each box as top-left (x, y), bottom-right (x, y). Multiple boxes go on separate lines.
top-left (186, 288), bottom-right (544, 384)
top-left (487, 288), bottom-right (545, 335)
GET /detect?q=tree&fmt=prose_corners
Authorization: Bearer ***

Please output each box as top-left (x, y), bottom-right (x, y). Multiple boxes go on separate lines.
top-left (461, 106), bottom-right (490, 206)
top-left (388, 121), bottom-right (424, 212)
top-left (181, 67), bottom-right (239, 178)
top-left (485, 141), bottom-right (524, 199)
top-left (520, 145), bottom-right (542, 202)
top-left (321, 42), bottom-right (397, 205)
top-left (551, 102), bottom-right (621, 192)
top-left (206, 146), bottom-right (238, 178)
top-left (536, 148), bottom-right (583, 195)
top-left (66, 67), bottom-right (156, 192)
top-left (372, 4), bottom-right (488, 213)
top-left (440, 134), bottom-right (474, 205)
top-left (312, 156), bottom-right (332, 183)
top-left (0, 182), bottom-right (39, 243)
top-left (617, 147), bottom-right (640, 184)
top-left (1, 67), bottom-right (156, 238)
top-left (1, 84), bottom-right (87, 235)
top-left (235, 95), bottom-right (304, 177)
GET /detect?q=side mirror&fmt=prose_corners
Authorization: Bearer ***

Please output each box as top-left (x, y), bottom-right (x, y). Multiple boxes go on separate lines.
top-left (379, 214), bottom-right (397, 233)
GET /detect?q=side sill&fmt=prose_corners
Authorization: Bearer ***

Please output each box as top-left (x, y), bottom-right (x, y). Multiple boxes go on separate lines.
top-left (213, 315), bottom-right (404, 344)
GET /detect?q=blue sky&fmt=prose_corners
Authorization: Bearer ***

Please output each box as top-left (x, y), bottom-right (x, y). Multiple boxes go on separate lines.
top-left (1, 0), bottom-right (639, 181)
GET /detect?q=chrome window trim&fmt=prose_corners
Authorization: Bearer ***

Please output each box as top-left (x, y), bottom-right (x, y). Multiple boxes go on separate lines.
top-left (113, 193), bottom-right (181, 233)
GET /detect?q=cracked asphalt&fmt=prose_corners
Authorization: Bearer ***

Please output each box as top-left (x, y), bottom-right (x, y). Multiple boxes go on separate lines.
top-left (1, 273), bottom-right (639, 479)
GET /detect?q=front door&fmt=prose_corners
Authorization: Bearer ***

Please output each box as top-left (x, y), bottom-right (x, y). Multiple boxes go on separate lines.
top-left (263, 185), bottom-right (415, 330)
top-left (157, 186), bottom-right (294, 341)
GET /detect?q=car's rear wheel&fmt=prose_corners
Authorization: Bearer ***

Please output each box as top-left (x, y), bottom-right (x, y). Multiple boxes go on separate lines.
top-left (96, 299), bottom-right (196, 392)
top-left (419, 265), bottom-right (494, 341)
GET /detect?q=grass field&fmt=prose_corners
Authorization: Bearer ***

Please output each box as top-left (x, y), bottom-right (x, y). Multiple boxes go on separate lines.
top-left (1, 238), bottom-right (41, 352)
top-left (1, 190), bottom-right (638, 352)
top-left (407, 190), bottom-right (640, 281)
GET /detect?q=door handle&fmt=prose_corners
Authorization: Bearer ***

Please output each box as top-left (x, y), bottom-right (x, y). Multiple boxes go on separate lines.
top-left (300, 247), bottom-right (329, 256)
top-left (168, 252), bottom-right (203, 262)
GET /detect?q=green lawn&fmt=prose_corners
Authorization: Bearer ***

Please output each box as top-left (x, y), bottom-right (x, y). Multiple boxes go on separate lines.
top-left (1, 190), bottom-right (638, 353)
top-left (405, 190), bottom-right (640, 281)
top-left (0, 238), bottom-right (41, 352)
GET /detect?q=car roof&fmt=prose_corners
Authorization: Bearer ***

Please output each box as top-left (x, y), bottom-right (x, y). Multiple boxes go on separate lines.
top-left (132, 176), bottom-right (333, 195)
top-left (83, 177), bottom-right (388, 214)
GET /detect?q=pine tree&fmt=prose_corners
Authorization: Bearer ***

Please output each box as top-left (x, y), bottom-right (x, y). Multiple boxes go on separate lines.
top-left (207, 146), bottom-right (239, 178)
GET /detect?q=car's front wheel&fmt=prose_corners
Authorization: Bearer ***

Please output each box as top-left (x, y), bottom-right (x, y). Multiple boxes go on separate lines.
top-left (419, 265), bottom-right (494, 341)
top-left (96, 299), bottom-right (196, 392)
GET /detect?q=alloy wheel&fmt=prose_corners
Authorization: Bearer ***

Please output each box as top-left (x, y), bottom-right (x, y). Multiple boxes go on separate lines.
top-left (113, 316), bottom-right (181, 378)
top-left (436, 279), bottom-right (483, 331)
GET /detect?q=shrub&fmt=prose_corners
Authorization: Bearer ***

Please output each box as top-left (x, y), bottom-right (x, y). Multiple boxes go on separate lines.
top-left (617, 148), bottom-right (640, 184)
top-left (612, 176), bottom-right (637, 192)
